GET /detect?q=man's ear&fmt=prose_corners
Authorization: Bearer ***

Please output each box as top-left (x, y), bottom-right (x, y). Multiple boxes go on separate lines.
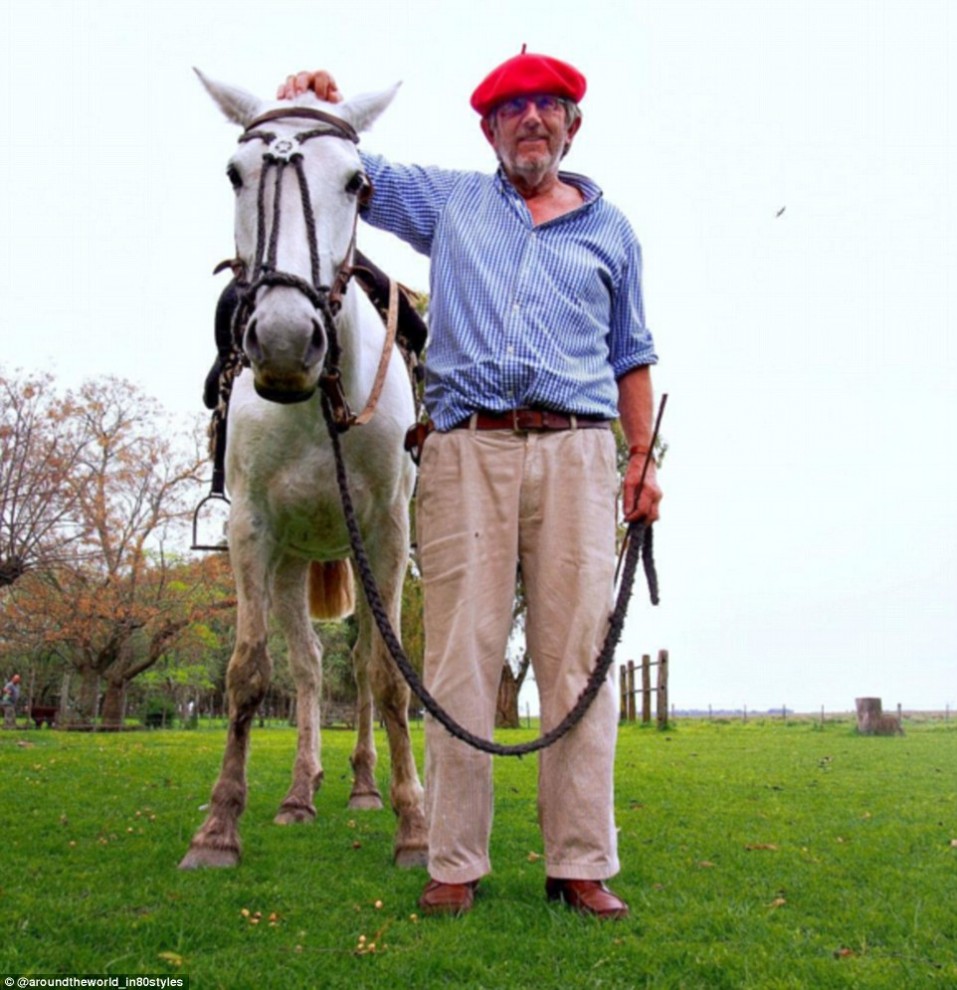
top-left (562, 114), bottom-right (583, 157)
top-left (480, 115), bottom-right (497, 149)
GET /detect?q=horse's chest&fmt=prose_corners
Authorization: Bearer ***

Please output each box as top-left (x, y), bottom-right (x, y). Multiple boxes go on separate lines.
top-left (227, 390), bottom-right (406, 559)
top-left (267, 461), bottom-right (354, 537)
top-left (246, 449), bottom-right (380, 557)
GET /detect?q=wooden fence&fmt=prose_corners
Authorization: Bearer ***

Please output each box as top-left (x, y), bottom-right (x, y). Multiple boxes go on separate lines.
top-left (619, 650), bottom-right (669, 728)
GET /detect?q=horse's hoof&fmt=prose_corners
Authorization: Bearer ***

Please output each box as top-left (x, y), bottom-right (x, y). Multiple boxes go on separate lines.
top-left (178, 845), bottom-right (240, 870)
top-left (274, 804), bottom-right (316, 825)
top-left (348, 791), bottom-right (384, 811)
top-left (394, 845), bottom-right (429, 869)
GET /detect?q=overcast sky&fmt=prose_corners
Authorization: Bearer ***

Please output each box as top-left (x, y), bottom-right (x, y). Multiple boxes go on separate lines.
top-left (2, 0), bottom-right (954, 713)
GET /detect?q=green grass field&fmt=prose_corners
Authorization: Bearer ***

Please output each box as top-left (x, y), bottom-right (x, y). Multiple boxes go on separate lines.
top-left (0, 717), bottom-right (954, 989)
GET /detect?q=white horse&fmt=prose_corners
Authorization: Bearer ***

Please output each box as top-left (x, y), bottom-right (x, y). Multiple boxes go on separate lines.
top-left (180, 73), bottom-right (427, 869)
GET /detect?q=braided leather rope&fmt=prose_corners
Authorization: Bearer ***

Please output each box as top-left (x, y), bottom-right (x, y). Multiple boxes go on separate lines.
top-left (322, 395), bottom-right (661, 757)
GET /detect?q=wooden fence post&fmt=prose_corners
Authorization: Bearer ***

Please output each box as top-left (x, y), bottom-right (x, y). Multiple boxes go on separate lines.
top-left (656, 649), bottom-right (669, 729)
top-left (641, 655), bottom-right (651, 724)
top-left (627, 660), bottom-right (636, 722)
top-left (619, 665), bottom-right (627, 721)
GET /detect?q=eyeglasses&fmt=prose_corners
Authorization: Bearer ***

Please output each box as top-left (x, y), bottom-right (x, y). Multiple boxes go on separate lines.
top-left (495, 94), bottom-right (565, 120)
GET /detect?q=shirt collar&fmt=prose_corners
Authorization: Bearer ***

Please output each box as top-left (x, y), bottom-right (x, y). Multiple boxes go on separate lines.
top-left (495, 166), bottom-right (603, 215)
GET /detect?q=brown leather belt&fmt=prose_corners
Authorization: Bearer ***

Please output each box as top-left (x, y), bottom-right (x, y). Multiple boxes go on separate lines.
top-left (452, 408), bottom-right (611, 432)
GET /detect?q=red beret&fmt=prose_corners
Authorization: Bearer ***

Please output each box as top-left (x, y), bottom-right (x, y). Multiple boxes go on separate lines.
top-left (470, 47), bottom-right (586, 116)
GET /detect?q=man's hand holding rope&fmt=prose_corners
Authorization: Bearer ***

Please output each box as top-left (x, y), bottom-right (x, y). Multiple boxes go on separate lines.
top-left (618, 366), bottom-right (663, 523)
top-left (623, 453), bottom-right (661, 523)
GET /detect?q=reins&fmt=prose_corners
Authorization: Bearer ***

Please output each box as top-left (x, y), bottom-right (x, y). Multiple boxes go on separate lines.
top-left (320, 380), bottom-right (666, 757)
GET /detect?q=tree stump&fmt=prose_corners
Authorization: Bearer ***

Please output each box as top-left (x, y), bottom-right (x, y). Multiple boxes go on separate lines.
top-left (855, 697), bottom-right (903, 736)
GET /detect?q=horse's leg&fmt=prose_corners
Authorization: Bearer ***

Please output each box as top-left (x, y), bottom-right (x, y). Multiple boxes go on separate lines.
top-left (273, 554), bottom-right (325, 824)
top-left (353, 508), bottom-right (428, 867)
top-left (348, 617), bottom-right (384, 811)
top-left (180, 528), bottom-right (272, 869)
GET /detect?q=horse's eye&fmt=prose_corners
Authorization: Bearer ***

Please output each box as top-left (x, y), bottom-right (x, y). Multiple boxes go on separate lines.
top-left (345, 171), bottom-right (372, 204)
top-left (226, 165), bottom-right (243, 191)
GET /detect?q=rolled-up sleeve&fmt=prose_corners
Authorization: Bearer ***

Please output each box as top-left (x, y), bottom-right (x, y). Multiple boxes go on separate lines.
top-left (609, 223), bottom-right (657, 377)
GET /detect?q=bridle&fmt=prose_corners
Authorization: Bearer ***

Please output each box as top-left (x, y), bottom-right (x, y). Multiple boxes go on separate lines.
top-left (226, 106), bottom-right (376, 419)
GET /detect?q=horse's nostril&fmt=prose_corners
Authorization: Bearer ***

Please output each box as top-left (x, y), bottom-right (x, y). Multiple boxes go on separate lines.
top-left (245, 319), bottom-right (263, 363)
top-left (308, 319), bottom-right (326, 359)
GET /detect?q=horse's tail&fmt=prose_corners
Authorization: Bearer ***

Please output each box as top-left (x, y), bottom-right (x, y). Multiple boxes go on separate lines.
top-left (308, 559), bottom-right (356, 620)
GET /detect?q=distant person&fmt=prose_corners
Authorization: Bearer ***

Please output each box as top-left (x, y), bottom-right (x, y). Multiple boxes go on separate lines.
top-left (2, 674), bottom-right (21, 728)
top-left (277, 48), bottom-right (662, 920)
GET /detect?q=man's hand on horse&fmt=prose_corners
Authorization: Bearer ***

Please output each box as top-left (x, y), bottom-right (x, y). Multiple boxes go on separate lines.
top-left (623, 457), bottom-right (662, 524)
top-left (277, 70), bottom-right (343, 103)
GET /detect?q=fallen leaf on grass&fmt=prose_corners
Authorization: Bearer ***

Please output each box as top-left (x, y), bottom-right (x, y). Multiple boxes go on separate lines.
top-left (527, 851), bottom-right (542, 862)
top-left (158, 952), bottom-right (184, 967)
top-left (355, 934), bottom-right (375, 955)
top-left (241, 908), bottom-right (281, 927)
top-left (833, 947), bottom-right (855, 959)
top-left (356, 921), bottom-right (392, 956)
top-left (950, 839), bottom-right (957, 848)
top-left (769, 897), bottom-right (787, 909)
top-left (744, 843), bottom-right (779, 852)
top-left (697, 861), bottom-right (716, 869)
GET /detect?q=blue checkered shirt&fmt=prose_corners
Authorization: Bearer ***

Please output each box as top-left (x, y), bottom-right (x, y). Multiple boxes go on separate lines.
top-left (359, 153), bottom-right (657, 431)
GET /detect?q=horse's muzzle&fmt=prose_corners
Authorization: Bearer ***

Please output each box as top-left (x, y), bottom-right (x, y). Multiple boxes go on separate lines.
top-left (254, 381), bottom-right (318, 405)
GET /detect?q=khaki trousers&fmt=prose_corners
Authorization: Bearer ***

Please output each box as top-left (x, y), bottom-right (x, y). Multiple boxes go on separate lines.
top-left (416, 426), bottom-right (621, 884)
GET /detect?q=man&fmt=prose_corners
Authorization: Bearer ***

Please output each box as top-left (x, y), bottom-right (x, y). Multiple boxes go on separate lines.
top-left (279, 48), bottom-right (662, 920)
top-left (2, 673), bottom-right (20, 729)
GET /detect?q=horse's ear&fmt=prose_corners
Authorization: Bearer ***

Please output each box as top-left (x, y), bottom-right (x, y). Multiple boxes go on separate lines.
top-left (194, 68), bottom-right (263, 128)
top-left (338, 83), bottom-right (402, 134)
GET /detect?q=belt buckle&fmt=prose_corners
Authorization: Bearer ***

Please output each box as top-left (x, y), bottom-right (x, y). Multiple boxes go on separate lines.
top-left (511, 408), bottom-right (535, 432)
top-left (513, 408), bottom-right (542, 432)
top-left (512, 408), bottom-right (554, 432)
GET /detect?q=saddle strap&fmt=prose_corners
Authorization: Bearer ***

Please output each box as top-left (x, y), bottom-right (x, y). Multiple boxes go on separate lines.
top-left (351, 277), bottom-right (400, 427)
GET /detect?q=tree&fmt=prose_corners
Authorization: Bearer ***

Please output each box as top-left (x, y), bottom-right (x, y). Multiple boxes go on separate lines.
top-left (95, 556), bottom-right (236, 725)
top-left (2, 376), bottom-right (217, 724)
top-left (138, 572), bottom-right (236, 724)
top-left (0, 369), bottom-right (92, 587)
top-left (495, 579), bottom-right (531, 728)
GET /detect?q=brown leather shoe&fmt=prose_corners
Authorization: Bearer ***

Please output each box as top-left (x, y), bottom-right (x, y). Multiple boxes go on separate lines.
top-left (419, 878), bottom-right (478, 916)
top-left (546, 878), bottom-right (630, 920)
